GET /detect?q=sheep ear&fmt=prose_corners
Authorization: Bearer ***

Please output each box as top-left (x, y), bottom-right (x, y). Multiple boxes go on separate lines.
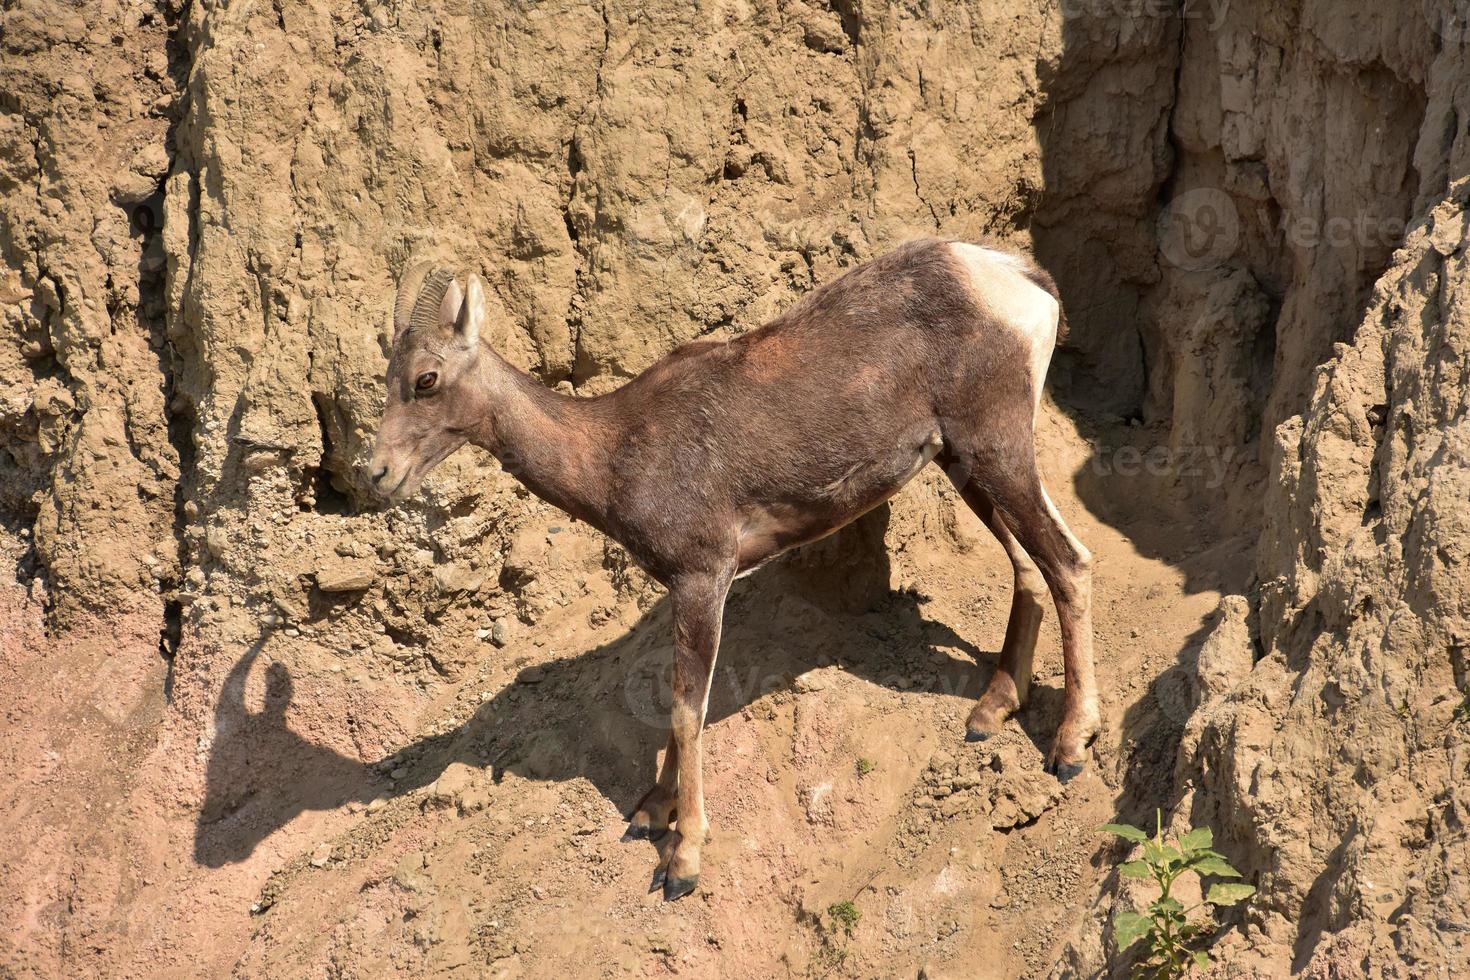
top-left (438, 278), bottom-right (464, 333)
top-left (457, 273), bottom-right (486, 348)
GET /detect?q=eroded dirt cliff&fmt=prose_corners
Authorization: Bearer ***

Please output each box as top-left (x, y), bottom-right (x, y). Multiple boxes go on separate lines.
top-left (1, 0), bottom-right (1467, 977)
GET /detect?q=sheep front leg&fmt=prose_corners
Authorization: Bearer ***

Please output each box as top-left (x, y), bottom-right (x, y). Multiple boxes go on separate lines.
top-left (654, 568), bottom-right (731, 901)
top-left (625, 732), bottom-right (678, 841)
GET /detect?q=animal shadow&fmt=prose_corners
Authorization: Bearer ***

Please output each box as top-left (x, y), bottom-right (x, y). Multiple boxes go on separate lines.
top-left (195, 513), bottom-right (1067, 864)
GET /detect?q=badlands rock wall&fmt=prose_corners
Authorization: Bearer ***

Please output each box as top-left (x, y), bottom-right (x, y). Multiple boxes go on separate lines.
top-left (1046, 2), bottom-right (1470, 973)
top-left (0, 0), bottom-right (186, 622)
top-left (4, 0), bottom-right (1063, 631)
top-left (1179, 180), bottom-right (1470, 975)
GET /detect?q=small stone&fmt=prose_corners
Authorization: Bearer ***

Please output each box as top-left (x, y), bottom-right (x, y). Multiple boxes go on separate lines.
top-left (317, 565), bottom-right (374, 592)
top-left (491, 619), bottom-right (509, 647)
top-left (518, 665), bottom-right (545, 684)
top-left (793, 669), bottom-right (830, 693)
top-left (390, 767), bottom-right (408, 780)
top-left (802, 16), bottom-right (848, 54)
top-left (393, 851), bottom-right (429, 892)
top-left (131, 142), bottom-right (170, 179)
top-left (500, 530), bottom-right (546, 589)
top-left (429, 763), bottom-right (476, 808)
top-left (310, 843), bottom-right (332, 868)
top-left (433, 561), bottom-right (483, 593)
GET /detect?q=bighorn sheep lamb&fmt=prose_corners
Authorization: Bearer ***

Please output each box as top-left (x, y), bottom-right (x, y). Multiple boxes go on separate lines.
top-left (369, 239), bottom-right (1096, 900)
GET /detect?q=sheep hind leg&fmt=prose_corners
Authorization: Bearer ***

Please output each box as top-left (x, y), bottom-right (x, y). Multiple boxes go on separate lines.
top-left (954, 482), bottom-right (1047, 742)
top-left (994, 472), bottom-right (1097, 782)
top-left (943, 440), bottom-right (1097, 782)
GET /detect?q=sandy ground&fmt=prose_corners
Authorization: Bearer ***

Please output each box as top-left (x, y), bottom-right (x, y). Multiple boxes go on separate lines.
top-left (0, 405), bottom-right (1252, 978)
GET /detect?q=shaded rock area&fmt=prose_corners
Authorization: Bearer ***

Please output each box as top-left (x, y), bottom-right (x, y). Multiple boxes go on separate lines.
top-left (1, 0), bottom-right (1468, 977)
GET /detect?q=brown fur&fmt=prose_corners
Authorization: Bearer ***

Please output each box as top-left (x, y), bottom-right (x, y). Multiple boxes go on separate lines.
top-left (369, 239), bottom-right (1097, 900)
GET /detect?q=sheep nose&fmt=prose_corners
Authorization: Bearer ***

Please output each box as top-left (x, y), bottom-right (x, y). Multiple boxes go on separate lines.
top-left (370, 464), bottom-right (389, 486)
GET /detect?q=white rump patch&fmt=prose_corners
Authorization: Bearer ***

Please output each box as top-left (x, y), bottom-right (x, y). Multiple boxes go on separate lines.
top-left (948, 242), bottom-right (1059, 408)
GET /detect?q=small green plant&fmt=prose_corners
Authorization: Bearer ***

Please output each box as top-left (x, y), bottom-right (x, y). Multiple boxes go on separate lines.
top-left (827, 900), bottom-right (861, 936)
top-left (809, 899), bottom-right (863, 972)
top-left (855, 757), bottom-right (876, 777)
top-left (1098, 812), bottom-right (1255, 978)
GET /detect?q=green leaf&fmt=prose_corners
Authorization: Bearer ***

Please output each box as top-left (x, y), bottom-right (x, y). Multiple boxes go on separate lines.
top-left (1113, 910), bottom-right (1151, 951)
top-left (1145, 841), bottom-right (1183, 868)
top-left (1098, 823), bottom-right (1148, 842)
top-left (1153, 896), bottom-right (1185, 916)
top-left (1191, 856), bottom-right (1242, 877)
top-left (1206, 882), bottom-right (1257, 906)
top-left (1194, 949), bottom-right (1211, 969)
top-left (1179, 827), bottom-right (1213, 852)
top-left (1119, 860), bottom-right (1153, 879)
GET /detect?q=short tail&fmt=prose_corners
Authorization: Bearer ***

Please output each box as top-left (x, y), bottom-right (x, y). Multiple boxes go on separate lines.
top-left (1017, 260), bottom-right (1069, 347)
top-left (966, 235), bottom-right (1069, 346)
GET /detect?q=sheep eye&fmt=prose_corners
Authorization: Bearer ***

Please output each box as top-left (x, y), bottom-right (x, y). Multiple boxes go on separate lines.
top-left (415, 371), bottom-right (438, 392)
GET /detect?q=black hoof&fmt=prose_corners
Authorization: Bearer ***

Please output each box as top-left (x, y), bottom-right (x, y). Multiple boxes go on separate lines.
top-left (649, 867), bottom-right (667, 893)
top-left (622, 823), bottom-right (665, 843)
top-left (663, 874), bottom-right (698, 901)
top-left (1048, 760), bottom-right (1085, 784)
top-left (965, 728), bottom-right (993, 743)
